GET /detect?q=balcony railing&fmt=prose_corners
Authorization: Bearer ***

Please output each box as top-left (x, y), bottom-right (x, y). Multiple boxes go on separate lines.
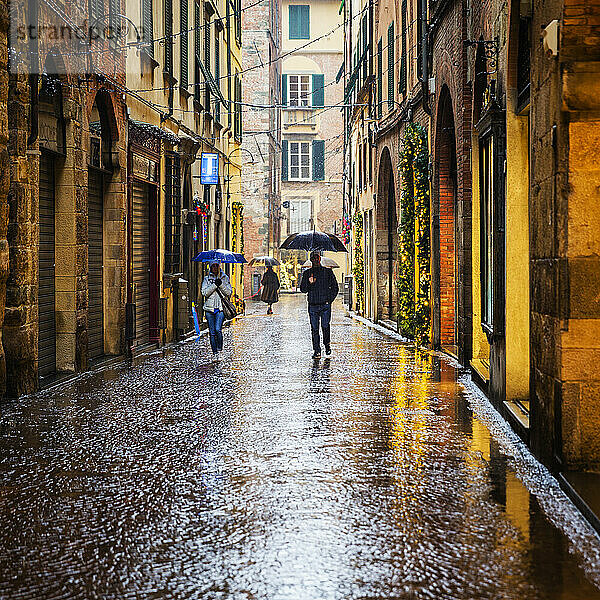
top-left (283, 108), bottom-right (317, 129)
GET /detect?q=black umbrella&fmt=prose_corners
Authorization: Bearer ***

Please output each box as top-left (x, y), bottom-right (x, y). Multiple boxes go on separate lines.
top-left (280, 230), bottom-right (348, 252)
top-left (249, 256), bottom-right (280, 267)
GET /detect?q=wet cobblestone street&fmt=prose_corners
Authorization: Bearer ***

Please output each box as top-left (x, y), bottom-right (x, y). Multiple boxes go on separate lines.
top-left (1, 295), bottom-right (600, 600)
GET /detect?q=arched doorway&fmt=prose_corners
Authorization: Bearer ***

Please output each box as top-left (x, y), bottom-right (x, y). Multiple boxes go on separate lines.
top-left (376, 147), bottom-right (397, 321)
top-left (433, 86), bottom-right (458, 355)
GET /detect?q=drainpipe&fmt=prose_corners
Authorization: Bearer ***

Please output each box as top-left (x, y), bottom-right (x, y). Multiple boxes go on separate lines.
top-left (421, 0), bottom-right (431, 116)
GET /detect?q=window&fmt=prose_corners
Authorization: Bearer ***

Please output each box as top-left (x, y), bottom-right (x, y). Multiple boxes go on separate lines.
top-left (480, 134), bottom-right (494, 330)
top-left (180, 0), bottom-right (188, 90)
top-left (388, 23), bottom-right (394, 109)
top-left (289, 197), bottom-right (312, 232)
top-left (234, 72), bottom-right (242, 142)
top-left (289, 5), bottom-right (309, 39)
top-left (289, 74), bottom-right (311, 107)
top-left (289, 141), bottom-right (311, 180)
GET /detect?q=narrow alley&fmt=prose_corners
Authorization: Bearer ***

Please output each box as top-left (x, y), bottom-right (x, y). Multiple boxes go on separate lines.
top-left (1, 296), bottom-right (599, 600)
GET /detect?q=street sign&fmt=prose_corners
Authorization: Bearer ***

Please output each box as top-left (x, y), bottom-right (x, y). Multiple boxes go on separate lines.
top-left (200, 153), bottom-right (219, 185)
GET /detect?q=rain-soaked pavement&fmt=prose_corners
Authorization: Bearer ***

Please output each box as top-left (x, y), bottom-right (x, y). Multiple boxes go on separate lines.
top-left (1, 294), bottom-right (600, 600)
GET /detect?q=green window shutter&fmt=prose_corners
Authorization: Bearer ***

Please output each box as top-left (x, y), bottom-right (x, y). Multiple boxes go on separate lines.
top-left (300, 5), bottom-right (310, 39)
top-left (400, 0), bottom-right (407, 94)
top-left (377, 38), bottom-right (382, 118)
top-left (289, 5), bottom-right (309, 39)
top-left (282, 74), bottom-right (287, 106)
top-left (388, 23), bottom-right (394, 109)
top-left (312, 74), bottom-right (324, 107)
top-left (282, 140), bottom-right (288, 181)
top-left (180, 0), bottom-right (188, 90)
top-left (312, 140), bottom-right (325, 181)
top-left (165, 0), bottom-right (173, 74)
top-left (142, 0), bottom-right (154, 57)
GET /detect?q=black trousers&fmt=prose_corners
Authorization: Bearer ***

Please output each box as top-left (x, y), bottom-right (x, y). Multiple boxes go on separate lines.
top-left (308, 303), bottom-right (331, 354)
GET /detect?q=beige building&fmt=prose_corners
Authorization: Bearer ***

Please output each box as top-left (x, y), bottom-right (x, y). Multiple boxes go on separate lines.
top-left (280, 0), bottom-right (347, 287)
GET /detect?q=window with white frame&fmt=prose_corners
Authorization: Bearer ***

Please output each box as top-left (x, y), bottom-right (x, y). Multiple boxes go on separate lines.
top-left (289, 75), bottom-right (311, 107)
top-left (289, 141), bottom-right (311, 180)
top-left (289, 197), bottom-right (312, 232)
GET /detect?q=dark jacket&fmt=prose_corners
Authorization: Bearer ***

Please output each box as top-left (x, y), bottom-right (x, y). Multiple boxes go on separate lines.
top-left (261, 269), bottom-right (280, 304)
top-left (300, 266), bottom-right (339, 305)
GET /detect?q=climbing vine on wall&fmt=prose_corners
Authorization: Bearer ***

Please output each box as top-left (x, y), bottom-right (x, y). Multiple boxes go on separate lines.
top-left (397, 123), bottom-right (431, 345)
top-left (231, 201), bottom-right (243, 253)
top-left (352, 210), bottom-right (365, 313)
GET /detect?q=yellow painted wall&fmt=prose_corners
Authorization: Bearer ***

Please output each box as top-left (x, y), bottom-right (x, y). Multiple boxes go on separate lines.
top-left (505, 107), bottom-right (530, 400)
top-left (282, 0), bottom-right (343, 53)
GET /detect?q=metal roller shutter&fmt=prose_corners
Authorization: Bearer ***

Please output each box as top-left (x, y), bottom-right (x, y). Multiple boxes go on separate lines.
top-left (88, 168), bottom-right (104, 359)
top-left (133, 180), bottom-right (150, 344)
top-left (38, 151), bottom-right (56, 378)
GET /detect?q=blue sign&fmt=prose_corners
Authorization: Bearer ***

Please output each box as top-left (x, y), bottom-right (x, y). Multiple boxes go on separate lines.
top-left (200, 152), bottom-right (219, 185)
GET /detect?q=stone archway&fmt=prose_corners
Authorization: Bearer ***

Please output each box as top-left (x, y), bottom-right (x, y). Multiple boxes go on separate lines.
top-left (376, 146), bottom-right (397, 321)
top-left (433, 85), bottom-right (458, 354)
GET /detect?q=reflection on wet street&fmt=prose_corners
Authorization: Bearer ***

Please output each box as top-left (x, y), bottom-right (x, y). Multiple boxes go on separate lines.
top-left (1, 294), bottom-right (600, 600)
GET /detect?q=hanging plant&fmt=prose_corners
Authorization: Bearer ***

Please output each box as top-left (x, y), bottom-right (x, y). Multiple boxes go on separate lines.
top-left (352, 210), bottom-right (365, 313)
top-left (396, 123), bottom-right (431, 345)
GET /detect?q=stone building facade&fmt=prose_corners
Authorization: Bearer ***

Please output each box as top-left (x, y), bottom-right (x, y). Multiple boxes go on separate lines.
top-left (0, 0), bottom-right (244, 397)
top-left (4, 0), bottom-right (128, 395)
top-left (241, 0), bottom-right (282, 298)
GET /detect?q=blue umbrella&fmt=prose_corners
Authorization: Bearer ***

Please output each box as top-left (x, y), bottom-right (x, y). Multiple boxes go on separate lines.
top-left (192, 249), bottom-right (247, 263)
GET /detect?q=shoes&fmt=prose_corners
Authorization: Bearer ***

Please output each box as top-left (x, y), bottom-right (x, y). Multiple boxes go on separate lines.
top-left (325, 347), bottom-right (331, 356)
top-left (312, 352), bottom-right (321, 359)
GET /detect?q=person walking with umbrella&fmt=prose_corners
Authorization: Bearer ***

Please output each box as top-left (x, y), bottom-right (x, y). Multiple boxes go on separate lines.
top-left (261, 265), bottom-right (280, 314)
top-left (201, 260), bottom-right (233, 354)
top-left (300, 251), bottom-right (339, 359)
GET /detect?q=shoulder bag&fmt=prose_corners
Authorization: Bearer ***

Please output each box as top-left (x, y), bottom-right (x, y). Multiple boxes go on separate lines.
top-left (215, 285), bottom-right (238, 321)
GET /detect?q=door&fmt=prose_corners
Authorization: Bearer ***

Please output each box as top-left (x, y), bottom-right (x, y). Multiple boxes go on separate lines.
top-left (88, 168), bottom-right (104, 359)
top-left (38, 151), bottom-right (56, 378)
top-left (133, 180), bottom-right (151, 345)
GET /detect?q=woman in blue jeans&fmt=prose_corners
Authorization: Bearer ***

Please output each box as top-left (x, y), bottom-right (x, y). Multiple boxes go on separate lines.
top-left (201, 260), bottom-right (233, 354)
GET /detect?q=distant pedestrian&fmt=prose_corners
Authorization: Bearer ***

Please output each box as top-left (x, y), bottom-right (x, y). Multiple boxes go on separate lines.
top-left (261, 266), bottom-right (280, 314)
top-left (300, 251), bottom-right (339, 359)
top-left (201, 260), bottom-right (233, 354)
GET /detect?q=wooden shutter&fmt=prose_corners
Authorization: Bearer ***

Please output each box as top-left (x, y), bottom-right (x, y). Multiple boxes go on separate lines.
top-left (289, 5), bottom-right (298, 38)
top-left (142, 0), bottom-right (154, 58)
top-left (312, 73), bottom-right (324, 107)
top-left (165, 0), bottom-right (173, 74)
top-left (282, 140), bottom-right (288, 181)
top-left (300, 5), bottom-right (309, 39)
top-left (362, 14), bottom-right (368, 80)
top-left (377, 38), bottom-right (382, 117)
top-left (282, 74), bottom-right (287, 106)
top-left (289, 5), bottom-right (309, 39)
top-left (109, 0), bottom-right (119, 34)
top-left (312, 140), bottom-right (324, 181)
top-left (215, 34), bottom-right (220, 121)
top-left (400, 0), bottom-right (407, 94)
top-left (204, 17), bottom-right (211, 108)
top-left (180, 0), bottom-right (189, 90)
top-left (387, 23), bottom-right (394, 109)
